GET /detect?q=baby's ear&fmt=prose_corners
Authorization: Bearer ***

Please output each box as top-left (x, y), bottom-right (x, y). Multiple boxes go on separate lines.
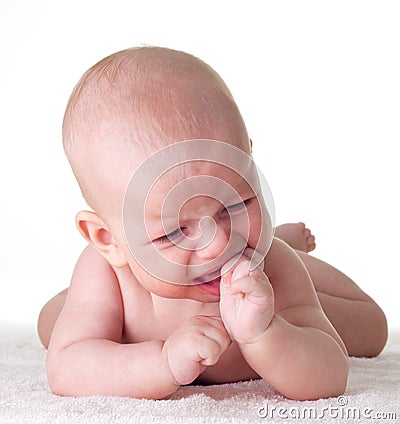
top-left (75, 210), bottom-right (128, 268)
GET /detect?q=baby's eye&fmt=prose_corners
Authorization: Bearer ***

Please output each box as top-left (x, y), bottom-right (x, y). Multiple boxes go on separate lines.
top-left (154, 227), bottom-right (184, 246)
top-left (224, 198), bottom-right (254, 215)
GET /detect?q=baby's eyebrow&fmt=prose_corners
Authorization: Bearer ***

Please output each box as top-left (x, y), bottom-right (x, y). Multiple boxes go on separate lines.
top-left (146, 215), bottom-right (177, 227)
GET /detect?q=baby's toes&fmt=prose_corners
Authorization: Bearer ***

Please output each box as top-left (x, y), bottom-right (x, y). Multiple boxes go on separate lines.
top-left (306, 234), bottom-right (316, 252)
top-left (297, 222), bottom-right (306, 232)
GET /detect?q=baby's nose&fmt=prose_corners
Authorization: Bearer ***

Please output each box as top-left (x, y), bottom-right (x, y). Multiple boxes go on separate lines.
top-left (195, 218), bottom-right (230, 260)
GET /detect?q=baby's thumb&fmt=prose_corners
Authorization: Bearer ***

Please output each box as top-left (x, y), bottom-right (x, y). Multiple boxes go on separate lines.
top-left (230, 259), bottom-right (251, 282)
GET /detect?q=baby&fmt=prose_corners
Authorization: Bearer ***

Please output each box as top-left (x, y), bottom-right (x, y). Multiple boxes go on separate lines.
top-left (38, 47), bottom-right (387, 401)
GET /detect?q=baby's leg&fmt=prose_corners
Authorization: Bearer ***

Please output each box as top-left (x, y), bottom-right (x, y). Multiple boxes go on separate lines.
top-left (37, 289), bottom-right (68, 348)
top-left (295, 250), bottom-right (388, 357)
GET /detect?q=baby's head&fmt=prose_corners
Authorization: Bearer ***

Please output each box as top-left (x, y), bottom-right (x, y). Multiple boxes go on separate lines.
top-left (63, 46), bottom-right (249, 219)
top-left (63, 47), bottom-right (271, 300)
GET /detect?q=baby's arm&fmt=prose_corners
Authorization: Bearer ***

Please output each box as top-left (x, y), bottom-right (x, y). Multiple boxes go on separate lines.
top-left (47, 246), bottom-right (230, 399)
top-left (220, 238), bottom-right (349, 400)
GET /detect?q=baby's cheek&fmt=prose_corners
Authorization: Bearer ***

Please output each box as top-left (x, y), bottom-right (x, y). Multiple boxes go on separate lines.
top-left (250, 209), bottom-right (274, 260)
top-left (246, 208), bottom-right (263, 242)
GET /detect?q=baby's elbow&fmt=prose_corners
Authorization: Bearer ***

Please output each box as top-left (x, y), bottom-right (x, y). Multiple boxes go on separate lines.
top-left (315, 356), bottom-right (349, 401)
top-left (46, 352), bottom-right (64, 396)
top-left (285, 355), bottom-right (349, 401)
top-left (47, 374), bottom-right (64, 397)
top-left (326, 364), bottom-right (348, 400)
top-left (367, 303), bottom-right (388, 357)
top-left (289, 375), bottom-right (348, 402)
top-left (46, 349), bottom-right (75, 396)
top-left (317, 354), bottom-right (349, 401)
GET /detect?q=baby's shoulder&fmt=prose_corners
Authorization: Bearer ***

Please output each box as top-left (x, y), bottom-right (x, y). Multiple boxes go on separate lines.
top-left (264, 237), bottom-right (296, 265)
top-left (72, 244), bottom-right (118, 284)
top-left (68, 245), bottom-right (123, 301)
top-left (72, 245), bottom-right (155, 306)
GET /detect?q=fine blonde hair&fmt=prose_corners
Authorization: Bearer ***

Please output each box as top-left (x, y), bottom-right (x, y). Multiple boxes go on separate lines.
top-left (62, 46), bottom-right (248, 214)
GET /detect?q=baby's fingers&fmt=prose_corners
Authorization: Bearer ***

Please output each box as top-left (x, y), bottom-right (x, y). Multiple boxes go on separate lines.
top-left (193, 316), bottom-right (231, 365)
top-left (197, 337), bottom-right (226, 366)
top-left (222, 259), bottom-right (268, 296)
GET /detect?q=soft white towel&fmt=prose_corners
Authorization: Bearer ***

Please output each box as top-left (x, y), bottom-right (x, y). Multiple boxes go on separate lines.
top-left (0, 323), bottom-right (398, 424)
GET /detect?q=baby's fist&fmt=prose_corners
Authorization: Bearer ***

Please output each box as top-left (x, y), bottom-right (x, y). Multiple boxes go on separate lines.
top-left (162, 315), bottom-right (231, 386)
top-left (219, 250), bottom-right (274, 344)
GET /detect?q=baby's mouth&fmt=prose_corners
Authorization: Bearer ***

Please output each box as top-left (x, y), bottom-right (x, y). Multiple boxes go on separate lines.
top-left (192, 268), bottom-right (223, 296)
top-left (196, 277), bottom-right (221, 296)
top-left (190, 248), bottom-right (245, 286)
top-left (192, 268), bottom-right (222, 284)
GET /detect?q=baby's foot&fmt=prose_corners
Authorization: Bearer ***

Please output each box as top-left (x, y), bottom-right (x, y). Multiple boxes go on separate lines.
top-left (274, 222), bottom-right (316, 253)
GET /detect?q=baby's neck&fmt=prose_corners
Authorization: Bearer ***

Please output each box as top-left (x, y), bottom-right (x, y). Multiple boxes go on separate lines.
top-left (150, 293), bottom-right (219, 317)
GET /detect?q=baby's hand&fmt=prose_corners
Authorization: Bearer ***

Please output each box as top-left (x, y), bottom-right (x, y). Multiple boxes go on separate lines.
top-left (219, 250), bottom-right (274, 344)
top-left (162, 315), bottom-right (231, 386)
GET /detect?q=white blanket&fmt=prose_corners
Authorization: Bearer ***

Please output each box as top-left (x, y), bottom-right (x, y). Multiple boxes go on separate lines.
top-left (0, 323), bottom-right (398, 423)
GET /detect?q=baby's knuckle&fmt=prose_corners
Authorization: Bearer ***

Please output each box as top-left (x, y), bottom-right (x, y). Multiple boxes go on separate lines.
top-left (189, 315), bottom-right (207, 327)
top-left (189, 332), bottom-right (207, 346)
top-left (207, 340), bottom-right (224, 363)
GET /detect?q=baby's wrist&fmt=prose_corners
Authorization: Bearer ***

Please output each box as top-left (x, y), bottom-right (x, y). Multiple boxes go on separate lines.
top-left (235, 315), bottom-right (275, 347)
top-left (160, 341), bottom-right (182, 389)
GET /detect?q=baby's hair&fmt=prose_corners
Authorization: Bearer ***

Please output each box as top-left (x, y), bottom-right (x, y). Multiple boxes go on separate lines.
top-left (62, 46), bottom-right (248, 215)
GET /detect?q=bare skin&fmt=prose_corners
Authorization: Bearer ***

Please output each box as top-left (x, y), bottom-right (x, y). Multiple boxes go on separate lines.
top-left (275, 224), bottom-right (387, 356)
top-left (275, 222), bottom-right (316, 252)
top-left (39, 223), bottom-right (387, 400)
top-left (38, 223), bottom-right (313, 349)
top-left (41, 47), bottom-right (387, 401)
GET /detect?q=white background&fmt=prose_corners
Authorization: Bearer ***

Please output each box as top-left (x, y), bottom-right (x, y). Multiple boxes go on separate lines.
top-left (0, 0), bottom-right (399, 329)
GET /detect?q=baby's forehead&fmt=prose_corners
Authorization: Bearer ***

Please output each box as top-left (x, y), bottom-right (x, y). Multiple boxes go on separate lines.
top-left (151, 159), bottom-right (247, 188)
top-left (127, 139), bottom-right (258, 206)
top-left (122, 138), bottom-right (258, 228)
top-left (141, 159), bottom-right (255, 215)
